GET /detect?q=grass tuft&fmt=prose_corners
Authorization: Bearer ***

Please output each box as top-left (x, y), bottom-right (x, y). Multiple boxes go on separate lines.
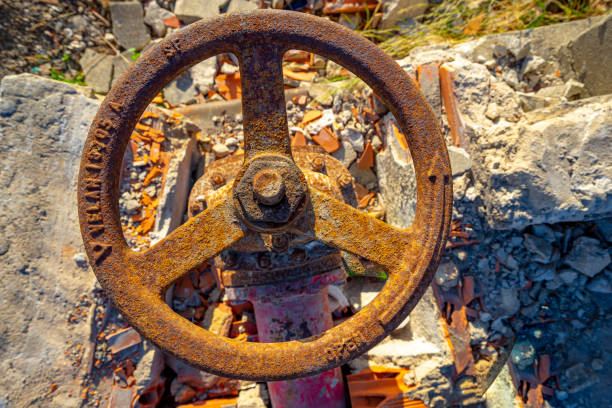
top-left (361, 0), bottom-right (611, 58)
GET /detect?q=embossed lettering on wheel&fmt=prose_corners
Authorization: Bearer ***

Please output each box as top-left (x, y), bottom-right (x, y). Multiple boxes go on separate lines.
top-left (77, 10), bottom-right (452, 381)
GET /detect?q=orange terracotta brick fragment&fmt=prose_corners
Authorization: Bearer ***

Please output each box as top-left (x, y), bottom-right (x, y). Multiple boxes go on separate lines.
top-left (162, 16), bottom-right (180, 28)
top-left (143, 166), bottom-right (163, 186)
top-left (301, 109), bottom-right (323, 125)
top-left (358, 191), bottom-right (375, 209)
top-left (149, 142), bottom-right (161, 163)
top-left (312, 127), bottom-right (340, 153)
top-left (353, 183), bottom-right (369, 200)
top-left (282, 68), bottom-right (317, 82)
top-left (392, 122), bottom-right (409, 150)
top-left (176, 398), bottom-right (239, 408)
top-left (291, 131), bottom-right (307, 147)
top-left (440, 64), bottom-right (468, 150)
top-left (357, 141), bottom-right (374, 169)
top-left (215, 72), bottom-right (242, 100)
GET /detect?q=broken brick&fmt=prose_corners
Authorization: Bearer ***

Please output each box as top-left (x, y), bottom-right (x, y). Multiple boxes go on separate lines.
top-left (291, 131), bottom-right (307, 147)
top-left (357, 141), bottom-right (374, 169)
top-left (162, 16), bottom-right (180, 28)
top-left (391, 122), bottom-right (409, 150)
top-left (215, 73), bottom-right (241, 100)
top-left (440, 64), bottom-right (469, 150)
top-left (312, 127), bottom-right (340, 153)
top-left (107, 328), bottom-right (142, 355)
top-left (283, 68), bottom-right (317, 82)
top-left (416, 62), bottom-right (441, 120)
top-left (143, 166), bottom-right (163, 186)
top-left (149, 142), bottom-right (161, 163)
top-left (201, 303), bottom-right (234, 337)
top-left (301, 109), bottom-right (323, 126)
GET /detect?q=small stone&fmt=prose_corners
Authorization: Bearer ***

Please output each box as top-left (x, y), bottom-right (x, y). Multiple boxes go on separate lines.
top-left (225, 137), bottom-right (238, 147)
top-left (563, 363), bottom-right (599, 394)
top-left (565, 236), bottom-right (610, 277)
top-left (559, 269), bottom-right (578, 285)
top-left (530, 264), bottom-right (556, 282)
top-left (545, 276), bottom-right (564, 290)
top-left (237, 382), bottom-right (270, 408)
top-left (502, 69), bottom-right (520, 90)
top-left (591, 359), bottom-right (604, 371)
top-left (517, 91), bottom-right (554, 112)
top-left (511, 340), bottom-right (535, 370)
top-left (536, 85), bottom-right (565, 98)
top-left (586, 273), bottom-right (612, 294)
top-left (434, 259), bottom-right (460, 289)
top-left (174, 0), bottom-right (222, 24)
top-left (201, 302), bottom-right (233, 336)
top-left (79, 49), bottom-right (114, 94)
top-left (371, 135), bottom-right (382, 150)
top-left (144, 1), bottom-right (175, 37)
top-left (73, 253), bottom-right (88, 268)
top-left (523, 233), bottom-right (553, 263)
top-left (145, 185), bottom-right (157, 197)
top-left (306, 109), bottom-right (335, 135)
top-left (125, 199), bottom-right (140, 212)
top-left (213, 143), bottom-right (230, 158)
top-left (227, 0), bottom-right (258, 13)
top-left (492, 43), bottom-right (508, 58)
top-left (332, 94), bottom-right (343, 113)
top-left (331, 140), bottom-right (357, 168)
top-left (349, 163), bottom-right (377, 190)
top-left (564, 79), bottom-right (586, 100)
top-left (520, 55), bottom-right (546, 78)
top-left (109, 1), bottom-right (151, 50)
top-left (484, 59), bottom-right (496, 70)
top-left (595, 218), bottom-right (612, 243)
top-left (500, 286), bottom-right (520, 317)
top-left (447, 146), bottom-right (472, 176)
top-left (164, 71), bottom-right (198, 106)
top-left (479, 312), bottom-right (492, 322)
top-left (485, 103), bottom-right (500, 120)
top-left (341, 126), bottom-right (364, 152)
top-left (339, 110), bottom-right (352, 125)
top-left (220, 62), bottom-right (238, 75)
top-left (532, 224), bottom-right (556, 243)
top-left (191, 57), bottom-right (218, 94)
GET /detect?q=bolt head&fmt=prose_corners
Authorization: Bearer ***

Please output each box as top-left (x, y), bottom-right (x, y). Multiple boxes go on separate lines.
top-left (252, 169), bottom-right (285, 205)
top-left (211, 172), bottom-right (225, 187)
top-left (337, 174), bottom-right (353, 188)
top-left (233, 155), bottom-right (309, 232)
top-left (258, 252), bottom-right (272, 268)
top-left (312, 156), bottom-right (324, 171)
top-left (271, 233), bottom-right (290, 252)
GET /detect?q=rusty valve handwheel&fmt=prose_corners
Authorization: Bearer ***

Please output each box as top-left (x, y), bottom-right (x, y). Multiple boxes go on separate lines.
top-left (77, 10), bottom-right (452, 381)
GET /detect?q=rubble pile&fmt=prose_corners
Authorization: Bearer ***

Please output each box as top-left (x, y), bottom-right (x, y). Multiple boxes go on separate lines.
top-left (1, 1), bottom-right (611, 407)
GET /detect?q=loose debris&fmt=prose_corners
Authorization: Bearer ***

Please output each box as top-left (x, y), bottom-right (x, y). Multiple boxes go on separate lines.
top-left (5, 1), bottom-right (611, 407)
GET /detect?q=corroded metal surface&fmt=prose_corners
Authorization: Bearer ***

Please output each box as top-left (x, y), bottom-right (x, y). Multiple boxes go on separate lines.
top-left (77, 10), bottom-right (452, 381)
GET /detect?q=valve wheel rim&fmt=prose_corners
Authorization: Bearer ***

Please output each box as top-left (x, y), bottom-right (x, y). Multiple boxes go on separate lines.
top-left (77, 10), bottom-right (452, 381)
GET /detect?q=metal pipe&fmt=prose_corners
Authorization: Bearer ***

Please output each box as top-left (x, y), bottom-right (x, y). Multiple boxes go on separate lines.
top-left (226, 270), bottom-right (347, 407)
top-left (254, 288), bottom-right (346, 408)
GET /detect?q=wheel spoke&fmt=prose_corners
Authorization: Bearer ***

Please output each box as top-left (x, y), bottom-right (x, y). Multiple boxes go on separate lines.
top-left (238, 43), bottom-right (291, 160)
top-left (126, 194), bottom-right (245, 294)
top-left (302, 188), bottom-right (418, 275)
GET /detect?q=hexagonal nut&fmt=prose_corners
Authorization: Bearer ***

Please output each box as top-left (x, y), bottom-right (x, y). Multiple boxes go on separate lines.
top-left (233, 156), bottom-right (308, 230)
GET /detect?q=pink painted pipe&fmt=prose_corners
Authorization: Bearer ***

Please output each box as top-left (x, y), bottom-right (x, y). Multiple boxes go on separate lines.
top-left (253, 287), bottom-right (346, 408)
